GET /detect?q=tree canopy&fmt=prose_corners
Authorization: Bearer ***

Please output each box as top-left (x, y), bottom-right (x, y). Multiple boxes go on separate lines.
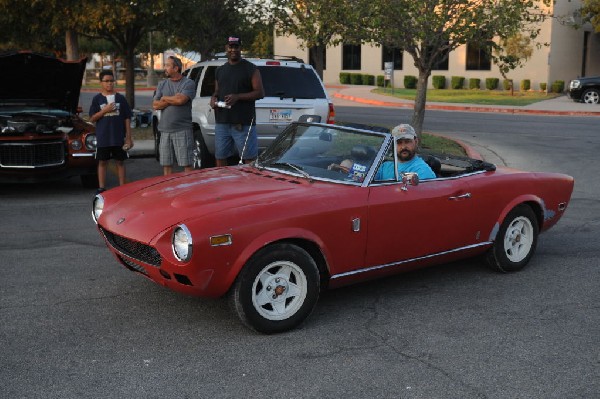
top-left (582, 0), bottom-right (600, 32)
top-left (358, 0), bottom-right (552, 135)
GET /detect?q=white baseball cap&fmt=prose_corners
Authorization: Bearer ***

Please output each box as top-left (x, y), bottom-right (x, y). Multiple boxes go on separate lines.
top-left (391, 124), bottom-right (417, 140)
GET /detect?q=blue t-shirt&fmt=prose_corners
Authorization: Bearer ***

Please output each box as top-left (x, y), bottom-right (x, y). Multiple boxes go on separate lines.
top-left (89, 92), bottom-right (132, 148)
top-left (375, 156), bottom-right (436, 181)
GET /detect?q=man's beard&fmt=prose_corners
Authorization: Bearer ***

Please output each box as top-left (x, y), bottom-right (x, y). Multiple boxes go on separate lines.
top-left (399, 149), bottom-right (415, 162)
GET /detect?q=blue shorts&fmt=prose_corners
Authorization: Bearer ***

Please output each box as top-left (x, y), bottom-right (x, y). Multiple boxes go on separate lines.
top-left (214, 123), bottom-right (258, 160)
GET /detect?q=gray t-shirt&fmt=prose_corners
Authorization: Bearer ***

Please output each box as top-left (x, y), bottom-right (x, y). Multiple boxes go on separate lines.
top-left (154, 77), bottom-right (196, 132)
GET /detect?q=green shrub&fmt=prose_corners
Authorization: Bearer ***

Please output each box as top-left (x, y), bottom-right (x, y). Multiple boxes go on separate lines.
top-left (404, 75), bottom-right (417, 89)
top-left (451, 76), bottom-right (465, 89)
top-left (540, 82), bottom-right (547, 91)
top-left (520, 79), bottom-right (531, 91)
top-left (502, 79), bottom-right (513, 91)
top-left (485, 77), bottom-right (499, 90)
top-left (469, 78), bottom-right (481, 89)
top-left (552, 80), bottom-right (565, 93)
top-left (350, 73), bottom-right (363, 85)
top-left (361, 74), bottom-right (375, 85)
top-left (339, 73), bottom-right (351, 84)
top-left (376, 75), bottom-right (385, 87)
top-left (432, 75), bottom-right (446, 89)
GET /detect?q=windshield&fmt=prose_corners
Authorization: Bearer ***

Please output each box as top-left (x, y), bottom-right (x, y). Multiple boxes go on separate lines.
top-left (258, 124), bottom-right (385, 184)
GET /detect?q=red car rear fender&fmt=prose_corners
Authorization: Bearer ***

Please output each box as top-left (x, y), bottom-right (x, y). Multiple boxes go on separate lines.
top-left (489, 195), bottom-right (544, 242)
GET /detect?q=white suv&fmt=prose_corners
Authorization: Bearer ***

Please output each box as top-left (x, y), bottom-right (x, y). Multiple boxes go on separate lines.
top-left (153, 56), bottom-right (335, 167)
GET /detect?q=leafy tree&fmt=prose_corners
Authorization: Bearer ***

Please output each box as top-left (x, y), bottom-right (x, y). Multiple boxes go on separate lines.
top-left (78, 0), bottom-right (172, 108)
top-left (0, 0), bottom-right (64, 55)
top-left (494, 33), bottom-right (534, 95)
top-left (169, 0), bottom-right (254, 61)
top-left (582, 0), bottom-right (600, 32)
top-left (360, 0), bottom-right (552, 135)
top-left (267, 0), bottom-right (358, 79)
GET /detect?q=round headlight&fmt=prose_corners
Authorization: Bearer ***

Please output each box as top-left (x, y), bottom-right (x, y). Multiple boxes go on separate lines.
top-left (92, 194), bottom-right (104, 223)
top-left (71, 139), bottom-right (82, 150)
top-left (172, 224), bottom-right (193, 262)
top-left (85, 134), bottom-right (97, 150)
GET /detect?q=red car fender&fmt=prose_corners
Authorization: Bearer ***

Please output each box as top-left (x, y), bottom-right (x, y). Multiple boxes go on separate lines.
top-left (222, 226), bottom-right (331, 289)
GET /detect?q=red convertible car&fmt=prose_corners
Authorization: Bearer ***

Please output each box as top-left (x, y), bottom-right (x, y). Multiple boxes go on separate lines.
top-left (0, 51), bottom-right (97, 187)
top-left (93, 122), bottom-right (574, 333)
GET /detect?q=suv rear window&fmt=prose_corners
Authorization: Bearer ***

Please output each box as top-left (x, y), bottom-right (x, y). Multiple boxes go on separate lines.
top-left (258, 66), bottom-right (326, 99)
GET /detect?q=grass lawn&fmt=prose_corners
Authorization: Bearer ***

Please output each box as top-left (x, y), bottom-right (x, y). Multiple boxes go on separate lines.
top-left (373, 87), bottom-right (560, 106)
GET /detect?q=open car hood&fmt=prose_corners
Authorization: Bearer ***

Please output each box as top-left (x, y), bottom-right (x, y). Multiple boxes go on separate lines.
top-left (0, 51), bottom-right (86, 113)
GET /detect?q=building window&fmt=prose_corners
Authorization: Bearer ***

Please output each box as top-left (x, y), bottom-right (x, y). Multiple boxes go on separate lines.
top-left (466, 42), bottom-right (491, 70)
top-left (309, 46), bottom-right (326, 70)
top-left (342, 44), bottom-right (361, 70)
top-left (381, 46), bottom-right (402, 70)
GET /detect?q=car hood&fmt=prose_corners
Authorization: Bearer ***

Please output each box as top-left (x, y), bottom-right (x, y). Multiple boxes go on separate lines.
top-left (100, 166), bottom-right (318, 242)
top-left (0, 51), bottom-right (86, 113)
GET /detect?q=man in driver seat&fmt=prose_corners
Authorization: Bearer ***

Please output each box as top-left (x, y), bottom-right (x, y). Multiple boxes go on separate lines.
top-left (375, 124), bottom-right (436, 181)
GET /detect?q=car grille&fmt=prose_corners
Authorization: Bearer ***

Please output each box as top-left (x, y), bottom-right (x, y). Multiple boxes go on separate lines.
top-left (100, 227), bottom-right (162, 267)
top-left (0, 141), bottom-right (65, 168)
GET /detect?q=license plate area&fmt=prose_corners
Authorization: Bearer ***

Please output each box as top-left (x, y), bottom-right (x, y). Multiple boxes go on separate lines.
top-left (269, 109), bottom-right (293, 122)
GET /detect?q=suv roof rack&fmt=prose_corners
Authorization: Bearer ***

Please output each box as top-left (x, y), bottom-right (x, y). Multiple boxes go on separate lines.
top-left (205, 54), bottom-right (305, 63)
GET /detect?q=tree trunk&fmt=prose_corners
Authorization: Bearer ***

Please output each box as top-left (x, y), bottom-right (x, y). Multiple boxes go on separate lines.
top-left (411, 69), bottom-right (431, 138)
top-left (65, 30), bottom-right (79, 61)
top-left (124, 51), bottom-right (136, 109)
top-left (309, 45), bottom-right (324, 80)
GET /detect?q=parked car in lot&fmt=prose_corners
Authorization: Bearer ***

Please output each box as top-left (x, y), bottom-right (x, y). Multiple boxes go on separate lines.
top-left (94, 121), bottom-right (574, 334)
top-left (567, 76), bottom-right (600, 104)
top-left (153, 56), bottom-right (335, 167)
top-left (0, 51), bottom-right (97, 187)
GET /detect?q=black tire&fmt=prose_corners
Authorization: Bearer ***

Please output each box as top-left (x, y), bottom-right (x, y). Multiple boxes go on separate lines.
top-left (153, 116), bottom-right (161, 162)
top-left (486, 204), bottom-right (539, 273)
top-left (80, 173), bottom-right (99, 188)
top-left (193, 128), bottom-right (215, 168)
top-left (229, 243), bottom-right (320, 334)
top-left (582, 88), bottom-right (600, 104)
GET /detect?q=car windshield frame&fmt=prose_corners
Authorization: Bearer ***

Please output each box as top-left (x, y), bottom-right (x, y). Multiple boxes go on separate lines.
top-left (256, 123), bottom-right (388, 186)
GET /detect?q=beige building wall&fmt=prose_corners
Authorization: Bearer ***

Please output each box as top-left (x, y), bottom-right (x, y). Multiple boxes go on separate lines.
top-left (274, 0), bottom-right (600, 90)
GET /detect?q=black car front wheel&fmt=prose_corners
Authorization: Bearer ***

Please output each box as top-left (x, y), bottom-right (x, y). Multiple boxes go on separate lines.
top-left (229, 243), bottom-right (320, 334)
top-left (582, 88), bottom-right (600, 104)
top-left (486, 204), bottom-right (539, 273)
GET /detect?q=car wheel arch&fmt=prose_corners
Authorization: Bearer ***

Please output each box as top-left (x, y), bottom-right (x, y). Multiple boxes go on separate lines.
top-left (490, 196), bottom-right (543, 240)
top-left (486, 202), bottom-right (540, 272)
top-left (225, 232), bottom-right (331, 295)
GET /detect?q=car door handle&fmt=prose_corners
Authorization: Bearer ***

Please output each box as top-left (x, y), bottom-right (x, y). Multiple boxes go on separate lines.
top-left (448, 193), bottom-right (472, 200)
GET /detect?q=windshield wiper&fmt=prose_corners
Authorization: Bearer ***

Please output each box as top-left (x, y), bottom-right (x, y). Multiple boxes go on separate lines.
top-left (269, 162), bottom-right (312, 181)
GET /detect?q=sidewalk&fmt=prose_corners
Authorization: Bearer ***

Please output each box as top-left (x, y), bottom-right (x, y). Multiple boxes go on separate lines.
top-left (327, 84), bottom-right (600, 117)
top-left (129, 84), bottom-right (600, 158)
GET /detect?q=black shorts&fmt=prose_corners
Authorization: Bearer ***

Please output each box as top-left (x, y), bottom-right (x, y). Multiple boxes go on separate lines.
top-left (96, 146), bottom-right (128, 161)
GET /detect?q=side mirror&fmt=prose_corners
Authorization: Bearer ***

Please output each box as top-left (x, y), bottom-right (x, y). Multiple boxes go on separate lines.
top-left (401, 172), bottom-right (419, 191)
